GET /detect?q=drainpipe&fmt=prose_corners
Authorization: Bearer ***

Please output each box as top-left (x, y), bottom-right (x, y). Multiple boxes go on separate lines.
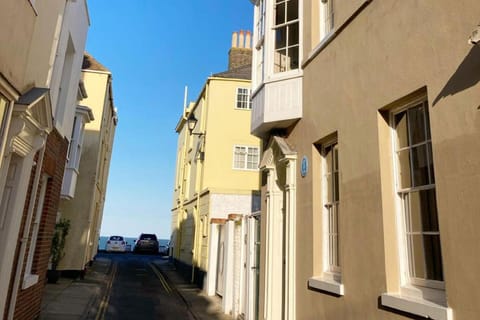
top-left (7, 141), bottom-right (47, 320)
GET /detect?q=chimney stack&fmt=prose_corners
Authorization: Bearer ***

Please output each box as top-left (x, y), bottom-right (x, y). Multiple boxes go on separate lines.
top-left (228, 30), bottom-right (252, 70)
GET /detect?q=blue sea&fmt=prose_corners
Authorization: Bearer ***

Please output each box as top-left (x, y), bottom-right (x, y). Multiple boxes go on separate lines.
top-left (99, 236), bottom-right (169, 252)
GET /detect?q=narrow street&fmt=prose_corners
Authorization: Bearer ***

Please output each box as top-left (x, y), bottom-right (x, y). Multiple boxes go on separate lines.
top-left (41, 252), bottom-right (232, 320)
top-left (96, 253), bottom-right (195, 320)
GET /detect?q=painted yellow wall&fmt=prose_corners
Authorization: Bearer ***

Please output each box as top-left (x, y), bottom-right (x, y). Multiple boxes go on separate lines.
top-left (202, 78), bottom-right (260, 193)
top-left (171, 76), bottom-right (261, 272)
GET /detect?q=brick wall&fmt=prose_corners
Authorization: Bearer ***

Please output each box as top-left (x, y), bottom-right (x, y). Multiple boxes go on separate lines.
top-left (228, 47), bottom-right (252, 70)
top-left (11, 129), bottom-right (68, 320)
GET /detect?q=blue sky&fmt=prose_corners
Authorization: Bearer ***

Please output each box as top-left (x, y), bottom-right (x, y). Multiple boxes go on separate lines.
top-left (86, 1), bottom-right (254, 239)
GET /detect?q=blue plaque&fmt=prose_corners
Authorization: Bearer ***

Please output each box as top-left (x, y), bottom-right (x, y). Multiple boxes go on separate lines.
top-left (301, 156), bottom-right (308, 177)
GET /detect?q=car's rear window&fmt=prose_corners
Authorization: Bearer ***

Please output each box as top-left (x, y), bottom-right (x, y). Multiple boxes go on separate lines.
top-left (140, 234), bottom-right (157, 240)
top-left (110, 236), bottom-right (123, 241)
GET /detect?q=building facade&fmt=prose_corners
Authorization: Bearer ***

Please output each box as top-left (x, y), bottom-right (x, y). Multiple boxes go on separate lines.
top-left (58, 53), bottom-right (118, 274)
top-left (0, 0), bottom-right (90, 319)
top-left (171, 31), bottom-right (262, 319)
top-left (250, 0), bottom-right (480, 320)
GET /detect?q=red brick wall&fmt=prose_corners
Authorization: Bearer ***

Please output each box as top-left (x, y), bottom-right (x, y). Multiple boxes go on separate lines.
top-left (10, 129), bottom-right (68, 320)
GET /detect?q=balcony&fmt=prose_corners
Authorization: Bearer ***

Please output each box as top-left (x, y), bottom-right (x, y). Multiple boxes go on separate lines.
top-left (251, 76), bottom-right (302, 137)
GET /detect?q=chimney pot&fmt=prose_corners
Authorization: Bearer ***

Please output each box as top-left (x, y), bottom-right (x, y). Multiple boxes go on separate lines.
top-left (232, 31), bottom-right (238, 48)
top-left (245, 31), bottom-right (252, 49)
top-left (239, 30), bottom-right (245, 48)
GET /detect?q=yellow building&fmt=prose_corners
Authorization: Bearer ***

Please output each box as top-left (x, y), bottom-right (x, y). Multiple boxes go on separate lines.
top-left (249, 1), bottom-right (480, 320)
top-left (171, 31), bottom-right (261, 318)
top-left (58, 53), bottom-right (118, 273)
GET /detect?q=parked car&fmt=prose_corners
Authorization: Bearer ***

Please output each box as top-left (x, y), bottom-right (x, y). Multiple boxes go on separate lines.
top-left (159, 243), bottom-right (169, 256)
top-left (134, 233), bottom-right (159, 254)
top-left (106, 235), bottom-right (126, 253)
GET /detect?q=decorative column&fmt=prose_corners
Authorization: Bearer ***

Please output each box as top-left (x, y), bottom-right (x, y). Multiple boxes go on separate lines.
top-left (281, 156), bottom-right (297, 320)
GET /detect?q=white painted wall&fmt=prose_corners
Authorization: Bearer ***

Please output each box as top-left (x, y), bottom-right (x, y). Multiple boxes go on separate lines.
top-left (210, 193), bottom-right (260, 219)
top-left (49, 0), bottom-right (89, 139)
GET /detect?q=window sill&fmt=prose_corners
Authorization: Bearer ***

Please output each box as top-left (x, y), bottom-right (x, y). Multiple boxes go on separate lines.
top-left (308, 276), bottom-right (344, 296)
top-left (381, 293), bottom-right (452, 320)
top-left (22, 274), bottom-right (39, 289)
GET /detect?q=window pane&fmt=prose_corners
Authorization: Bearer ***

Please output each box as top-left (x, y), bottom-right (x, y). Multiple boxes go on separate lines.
top-left (411, 144), bottom-right (429, 187)
top-left (408, 105), bottom-right (426, 145)
top-left (424, 103), bottom-right (432, 139)
top-left (247, 147), bottom-right (259, 169)
top-left (333, 172), bottom-right (339, 202)
top-left (394, 111), bottom-right (408, 148)
top-left (274, 49), bottom-right (287, 73)
top-left (275, 2), bottom-right (286, 25)
top-left (288, 46), bottom-right (299, 70)
top-left (333, 146), bottom-right (339, 170)
top-left (423, 234), bottom-right (443, 281)
top-left (397, 149), bottom-right (412, 189)
top-left (275, 26), bottom-right (287, 49)
top-left (286, 0), bottom-right (298, 21)
top-left (428, 143), bottom-right (435, 184)
top-left (288, 22), bottom-right (299, 46)
top-left (410, 234), bottom-right (443, 281)
top-left (234, 147), bottom-right (246, 169)
top-left (409, 189), bottom-right (439, 233)
top-left (410, 234), bottom-right (426, 279)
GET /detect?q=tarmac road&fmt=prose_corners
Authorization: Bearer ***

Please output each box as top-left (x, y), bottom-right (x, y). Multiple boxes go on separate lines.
top-left (96, 252), bottom-right (196, 320)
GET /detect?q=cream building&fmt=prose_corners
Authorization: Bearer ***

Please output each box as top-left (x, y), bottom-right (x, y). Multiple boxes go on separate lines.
top-left (249, 0), bottom-right (480, 320)
top-left (58, 53), bottom-right (118, 273)
top-left (0, 0), bottom-right (90, 318)
top-left (171, 31), bottom-right (261, 319)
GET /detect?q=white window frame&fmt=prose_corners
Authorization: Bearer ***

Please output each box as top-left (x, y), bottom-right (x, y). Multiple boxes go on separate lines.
top-left (322, 140), bottom-right (340, 276)
top-left (23, 175), bottom-right (49, 289)
top-left (233, 145), bottom-right (260, 171)
top-left (391, 98), bottom-right (444, 292)
top-left (235, 88), bottom-right (252, 110)
top-left (254, 0), bottom-right (266, 87)
top-left (381, 96), bottom-right (451, 320)
top-left (308, 137), bottom-right (344, 296)
top-left (319, 0), bottom-right (334, 41)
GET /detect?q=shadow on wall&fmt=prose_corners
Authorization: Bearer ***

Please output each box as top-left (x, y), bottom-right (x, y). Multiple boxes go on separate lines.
top-left (433, 44), bottom-right (480, 107)
top-left (169, 215), bottom-right (206, 288)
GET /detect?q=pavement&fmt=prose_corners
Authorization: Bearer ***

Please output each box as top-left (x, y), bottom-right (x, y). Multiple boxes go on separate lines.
top-left (39, 256), bottom-right (233, 320)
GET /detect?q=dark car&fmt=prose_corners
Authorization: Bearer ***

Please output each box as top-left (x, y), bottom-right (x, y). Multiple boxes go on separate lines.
top-left (159, 243), bottom-right (169, 256)
top-left (134, 233), bottom-right (159, 254)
